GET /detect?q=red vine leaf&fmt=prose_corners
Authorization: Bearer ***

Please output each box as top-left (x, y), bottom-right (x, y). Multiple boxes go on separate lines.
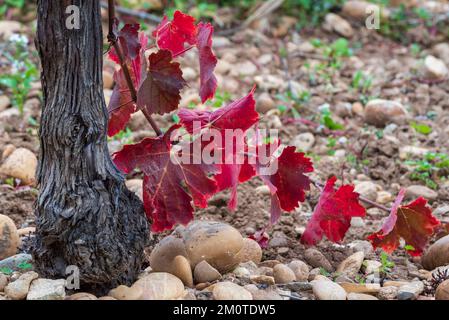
top-left (118, 23), bottom-right (141, 60)
top-left (113, 125), bottom-right (218, 232)
top-left (107, 31), bottom-right (148, 136)
top-left (301, 176), bottom-right (366, 245)
top-left (249, 229), bottom-right (270, 249)
top-left (367, 189), bottom-right (440, 256)
top-left (197, 22), bottom-right (217, 103)
top-left (152, 10), bottom-right (197, 57)
top-left (178, 87), bottom-right (259, 133)
top-left (108, 70), bottom-right (136, 137)
top-left (109, 24), bottom-right (142, 63)
top-left (137, 50), bottom-right (186, 115)
top-left (179, 89), bottom-right (259, 209)
top-left (261, 146), bottom-right (314, 224)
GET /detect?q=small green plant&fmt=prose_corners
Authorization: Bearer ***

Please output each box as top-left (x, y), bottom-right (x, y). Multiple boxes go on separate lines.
top-left (0, 267), bottom-right (14, 275)
top-left (166, 0), bottom-right (218, 20)
top-left (324, 38), bottom-right (352, 69)
top-left (379, 4), bottom-right (438, 43)
top-left (206, 89), bottom-right (231, 108)
top-left (283, 0), bottom-right (345, 27)
top-left (4, 177), bottom-right (15, 187)
top-left (351, 70), bottom-right (373, 104)
top-left (306, 38), bottom-right (353, 84)
top-left (110, 127), bottom-right (133, 145)
top-left (0, 34), bottom-right (38, 115)
top-left (355, 274), bottom-right (366, 284)
top-left (319, 267), bottom-right (331, 277)
top-left (410, 121), bottom-right (432, 135)
top-left (172, 113), bottom-right (180, 124)
top-left (410, 43), bottom-right (421, 57)
top-left (413, 7), bottom-right (432, 26)
top-left (276, 89), bottom-right (310, 118)
top-left (351, 70), bottom-right (373, 94)
top-left (0, 0), bottom-right (25, 16)
top-left (319, 105), bottom-right (344, 130)
top-left (405, 152), bottom-right (449, 190)
top-left (326, 137), bottom-right (337, 156)
top-left (379, 251), bottom-right (395, 274)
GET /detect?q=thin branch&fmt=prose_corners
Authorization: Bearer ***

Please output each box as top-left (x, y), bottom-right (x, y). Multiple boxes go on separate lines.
top-left (310, 179), bottom-right (391, 213)
top-left (101, 1), bottom-right (162, 25)
top-left (107, 0), bottom-right (162, 137)
top-left (216, 0), bottom-right (284, 36)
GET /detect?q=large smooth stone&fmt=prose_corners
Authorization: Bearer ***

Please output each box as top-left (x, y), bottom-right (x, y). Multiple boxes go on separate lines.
top-left (364, 99), bottom-right (407, 127)
top-left (194, 260), bottom-right (221, 284)
top-left (273, 264), bottom-right (296, 284)
top-left (182, 221), bottom-right (244, 272)
top-left (234, 238), bottom-right (262, 264)
top-left (149, 235), bottom-right (188, 273)
top-left (347, 292), bottom-right (378, 300)
top-left (0, 254), bottom-right (32, 271)
top-left (424, 55), bottom-right (448, 80)
top-left (436, 280), bottom-right (449, 300)
top-left (109, 285), bottom-right (143, 300)
top-left (287, 260), bottom-right (309, 281)
top-left (0, 214), bottom-right (20, 260)
top-left (132, 272), bottom-right (185, 300)
top-left (212, 281), bottom-right (253, 300)
top-left (304, 249), bottom-right (333, 272)
top-left (422, 235), bottom-right (449, 270)
top-left (172, 255), bottom-right (193, 287)
top-left (0, 148), bottom-right (37, 185)
top-left (0, 273), bottom-right (8, 291)
top-left (311, 280), bottom-right (347, 300)
top-left (4, 271), bottom-right (38, 300)
top-left (26, 279), bottom-right (66, 300)
top-left (397, 281), bottom-right (424, 301)
top-left (336, 251), bottom-right (365, 278)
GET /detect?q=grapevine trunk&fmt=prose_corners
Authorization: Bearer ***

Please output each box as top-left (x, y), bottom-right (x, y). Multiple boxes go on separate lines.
top-left (32, 0), bottom-right (149, 293)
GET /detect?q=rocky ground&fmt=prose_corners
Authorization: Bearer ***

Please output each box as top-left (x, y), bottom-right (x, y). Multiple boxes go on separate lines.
top-left (1, 0), bottom-right (449, 300)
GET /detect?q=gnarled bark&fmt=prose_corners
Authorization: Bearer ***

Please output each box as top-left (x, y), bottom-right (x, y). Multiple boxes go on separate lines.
top-left (33, 0), bottom-right (149, 292)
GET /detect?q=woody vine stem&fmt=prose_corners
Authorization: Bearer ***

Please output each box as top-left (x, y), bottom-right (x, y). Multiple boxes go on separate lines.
top-left (107, 0), bottom-right (162, 136)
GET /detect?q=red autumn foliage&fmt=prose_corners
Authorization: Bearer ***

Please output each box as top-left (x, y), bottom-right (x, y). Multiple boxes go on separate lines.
top-left (263, 146), bottom-right (314, 224)
top-left (108, 70), bottom-right (136, 137)
top-left (137, 50), bottom-right (186, 115)
top-left (152, 11), bottom-right (197, 57)
top-left (367, 189), bottom-right (440, 256)
top-left (107, 28), bottom-right (147, 136)
top-left (107, 10), bottom-right (440, 255)
top-left (197, 22), bottom-right (218, 103)
top-left (113, 125), bottom-right (219, 232)
top-left (301, 176), bottom-right (366, 245)
top-left (249, 229), bottom-right (270, 249)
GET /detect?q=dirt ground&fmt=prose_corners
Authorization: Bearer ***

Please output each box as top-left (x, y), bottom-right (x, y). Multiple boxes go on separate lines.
top-left (1, 1), bottom-right (449, 290)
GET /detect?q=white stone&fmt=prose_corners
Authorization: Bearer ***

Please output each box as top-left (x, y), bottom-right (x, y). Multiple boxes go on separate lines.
top-left (406, 185), bottom-right (438, 201)
top-left (291, 133), bottom-right (315, 152)
top-left (0, 148), bottom-right (37, 185)
top-left (354, 181), bottom-right (378, 202)
top-left (424, 55), bottom-right (448, 79)
top-left (336, 251), bottom-right (365, 277)
top-left (27, 279), bottom-right (66, 300)
top-left (213, 282), bottom-right (253, 300)
top-left (323, 13), bottom-right (353, 38)
top-left (312, 280), bottom-right (347, 300)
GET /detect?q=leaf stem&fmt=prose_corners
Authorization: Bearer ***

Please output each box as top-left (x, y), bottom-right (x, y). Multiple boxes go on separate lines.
top-left (310, 179), bottom-right (391, 213)
top-left (107, 0), bottom-right (162, 137)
